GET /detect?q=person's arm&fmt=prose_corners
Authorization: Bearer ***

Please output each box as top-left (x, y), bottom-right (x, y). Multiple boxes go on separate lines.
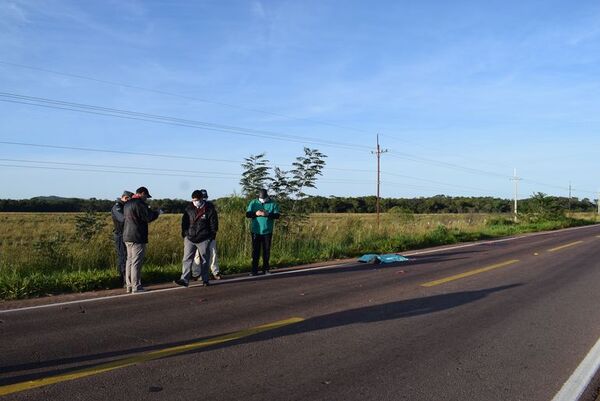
top-left (209, 207), bottom-right (218, 239)
top-left (112, 204), bottom-right (125, 223)
top-left (246, 201), bottom-right (256, 218)
top-left (181, 212), bottom-right (189, 238)
top-left (268, 202), bottom-right (281, 219)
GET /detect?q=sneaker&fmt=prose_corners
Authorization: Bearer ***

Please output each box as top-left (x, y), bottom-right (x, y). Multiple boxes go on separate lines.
top-left (202, 281), bottom-right (210, 287)
top-left (126, 287), bottom-right (132, 294)
top-left (213, 273), bottom-right (222, 280)
top-left (132, 288), bottom-right (146, 293)
top-left (174, 279), bottom-right (189, 287)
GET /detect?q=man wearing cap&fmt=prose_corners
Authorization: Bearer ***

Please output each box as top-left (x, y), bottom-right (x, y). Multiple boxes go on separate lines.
top-left (246, 188), bottom-right (280, 275)
top-left (191, 189), bottom-right (222, 280)
top-left (111, 190), bottom-right (133, 286)
top-left (175, 189), bottom-right (219, 287)
top-left (123, 186), bottom-right (161, 293)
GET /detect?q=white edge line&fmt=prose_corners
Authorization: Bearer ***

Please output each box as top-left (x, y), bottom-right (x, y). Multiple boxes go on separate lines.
top-left (551, 335), bottom-right (600, 401)
top-left (1, 224), bottom-right (598, 315)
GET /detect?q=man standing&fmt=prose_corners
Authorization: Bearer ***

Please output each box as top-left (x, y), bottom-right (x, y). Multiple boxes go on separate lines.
top-left (246, 188), bottom-right (280, 275)
top-left (176, 189), bottom-right (219, 287)
top-left (192, 189), bottom-right (222, 280)
top-left (123, 186), bottom-right (161, 293)
top-left (111, 190), bottom-right (133, 286)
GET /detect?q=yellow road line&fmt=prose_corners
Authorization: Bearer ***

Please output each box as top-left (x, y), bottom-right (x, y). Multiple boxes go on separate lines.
top-left (547, 241), bottom-right (584, 253)
top-left (0, 317), bottom-right (304, 397)
top-left (421, 260), bottom-right (520, 287)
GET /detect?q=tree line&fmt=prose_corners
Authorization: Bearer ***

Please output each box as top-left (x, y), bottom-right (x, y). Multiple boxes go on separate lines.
top-left (1, 194), bottom-right (596, 214)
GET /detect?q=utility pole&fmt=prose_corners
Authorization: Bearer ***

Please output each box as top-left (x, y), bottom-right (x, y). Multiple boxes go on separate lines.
top-left (568, 181), bottom-right (572, 215)
top-left (597, 190), bottom-right (599, 216)
top-left (372, 134), bottom-right (388, 229)
top-left (510, 168), bottom-right (521, 222)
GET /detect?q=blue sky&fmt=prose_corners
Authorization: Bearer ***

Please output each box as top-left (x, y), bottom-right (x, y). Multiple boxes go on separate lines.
top-left (1, 0), bottom-right (599, 201)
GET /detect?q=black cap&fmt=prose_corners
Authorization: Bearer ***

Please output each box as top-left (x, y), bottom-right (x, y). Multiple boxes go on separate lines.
top-left (258, 188), bottom-right (268, 198)
top-left (199, 189), bottom-right (208, 199)
top-left (191, 190), bottom-right (203, 199)
top-left (136, 186), bottom-right (152, 198)
top-left (121, 190), bottom-right (134, 198)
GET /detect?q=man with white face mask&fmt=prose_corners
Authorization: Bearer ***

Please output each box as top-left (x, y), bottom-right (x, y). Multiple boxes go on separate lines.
top-left (246, 188), bottom-right (280, 275)
top-left (191, 189), bottom-right (221, 280)
top-left (175, 189), bottom-right (219, 287)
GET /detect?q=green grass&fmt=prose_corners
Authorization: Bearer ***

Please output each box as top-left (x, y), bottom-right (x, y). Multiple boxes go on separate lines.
top-left (0, 212), bottom-right (597, 299)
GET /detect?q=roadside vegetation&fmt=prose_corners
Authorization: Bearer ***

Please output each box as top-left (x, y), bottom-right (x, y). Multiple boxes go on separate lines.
top-left (0, 204), bottom-right (597, 300)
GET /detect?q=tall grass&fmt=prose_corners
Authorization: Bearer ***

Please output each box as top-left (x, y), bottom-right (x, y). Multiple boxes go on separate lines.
top-left (0, 212), bottom-right (596, 299)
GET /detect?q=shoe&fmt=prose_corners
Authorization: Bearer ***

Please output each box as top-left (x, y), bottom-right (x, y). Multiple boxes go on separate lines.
top-left (174, 279), bottom-right (189, 287)
top-left (213, 273), bottom-right (222, 280)
top-left (263, 270), bottom-right (272, 275)
top-left (250, 272), bottom-right (259, 276)
top-left (126, 287), bottom-right (132, 294)
top-left (132, 288), bottom-right (146, 293)
top-left (202, 281), bottom-right (210, 287)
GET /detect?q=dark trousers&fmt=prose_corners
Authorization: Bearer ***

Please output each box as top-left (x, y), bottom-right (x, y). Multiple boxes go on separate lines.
top-left (114, 234), bottom-right (126, 283)
top-left (251, 233), bottom-right (272, 274)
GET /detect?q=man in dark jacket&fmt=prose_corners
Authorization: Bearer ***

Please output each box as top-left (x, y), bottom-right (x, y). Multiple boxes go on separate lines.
top-left (111, 190), bottom-right (133, 286)
top-left (123, 186), bottom-right (161, 293)
top-left (175, 189), bottom-right (218, 287)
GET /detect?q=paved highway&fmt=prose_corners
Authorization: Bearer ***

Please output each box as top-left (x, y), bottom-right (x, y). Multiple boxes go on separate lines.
top-left (2, 224), bottom-right (600, 400)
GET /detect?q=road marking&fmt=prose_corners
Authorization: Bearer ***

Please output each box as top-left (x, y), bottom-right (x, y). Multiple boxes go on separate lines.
top-left (420, 260), bottom-right (520, 287)
top-left (551, 335), bottom-right (600, 401)
top-left (547, 241), bottom-right (584, 253)
top-left (0, 317), bottom-right (304, 397)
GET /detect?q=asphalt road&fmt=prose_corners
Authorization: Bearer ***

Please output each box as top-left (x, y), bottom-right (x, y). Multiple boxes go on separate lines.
top-left (2, 224), bottom-right (600, 401)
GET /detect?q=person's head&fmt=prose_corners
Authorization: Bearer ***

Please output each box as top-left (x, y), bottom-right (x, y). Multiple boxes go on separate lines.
top-left (199, 189), bottom-right (208, 200)
top-left (191, 190), bottom-right (205, 208)
top-left (135, 186), bottom-right (152, 201)
top-left (120, 190), bottom-right (133, 203)
top-left (258, 188), bottom-right (269, 203)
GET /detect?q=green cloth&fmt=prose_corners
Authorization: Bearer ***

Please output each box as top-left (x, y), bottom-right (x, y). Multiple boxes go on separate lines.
top-left (246, 198), bottom-right (280, 234)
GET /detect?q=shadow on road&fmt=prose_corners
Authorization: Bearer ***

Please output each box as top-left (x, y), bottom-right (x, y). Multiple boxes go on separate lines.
top-left (0, 283), bottom-right (520, 386)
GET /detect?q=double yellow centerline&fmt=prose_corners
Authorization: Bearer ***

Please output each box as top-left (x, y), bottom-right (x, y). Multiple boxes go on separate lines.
top-left (421, 238), bottom-right (590, 288)
top-left (0, 317), bottom-right (304, 397)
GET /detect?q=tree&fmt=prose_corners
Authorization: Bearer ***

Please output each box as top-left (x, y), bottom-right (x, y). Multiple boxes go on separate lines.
top-left (239, 153), bottom-right (271, 197)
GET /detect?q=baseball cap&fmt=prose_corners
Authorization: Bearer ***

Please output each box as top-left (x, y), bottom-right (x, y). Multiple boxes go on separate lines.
top-left (121, 190), bottom-right (134, 198)
top-left (136, 186), bottom-right (152, 198)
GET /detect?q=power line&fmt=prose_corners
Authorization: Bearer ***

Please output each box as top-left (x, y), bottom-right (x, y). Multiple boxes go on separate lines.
top-left (0, 92), bottom-right (367, 152)
top-left (0, 60), bottom-right (369, 134)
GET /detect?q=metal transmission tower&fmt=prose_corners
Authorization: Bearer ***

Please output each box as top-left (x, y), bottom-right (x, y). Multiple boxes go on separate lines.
top-left (510, 168), bottom-right (522, 222)
top-left (372, 134), bottom-right (388, 229)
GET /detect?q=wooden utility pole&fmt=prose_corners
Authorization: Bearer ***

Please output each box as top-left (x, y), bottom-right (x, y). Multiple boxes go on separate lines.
top-left (372, 134), bottom-right (388, 229)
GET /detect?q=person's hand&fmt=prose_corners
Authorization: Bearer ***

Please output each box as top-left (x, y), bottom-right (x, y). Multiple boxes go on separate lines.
top-left (256, 210), bottom-right (264, 217)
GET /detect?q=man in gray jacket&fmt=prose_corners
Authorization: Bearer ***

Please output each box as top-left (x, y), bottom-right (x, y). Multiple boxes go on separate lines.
top-left (111, 190), bottom-right (133, 286)
top-left (123, 186), bottom-right (161, 293)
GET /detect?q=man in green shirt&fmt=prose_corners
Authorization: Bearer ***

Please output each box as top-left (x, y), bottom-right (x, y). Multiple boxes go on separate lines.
top-left (246, 188), bottom-right (280, 275)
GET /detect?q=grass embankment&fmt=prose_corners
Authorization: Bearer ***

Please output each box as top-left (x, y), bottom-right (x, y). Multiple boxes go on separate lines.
top-left (0, 212), bottom-right (597, 300)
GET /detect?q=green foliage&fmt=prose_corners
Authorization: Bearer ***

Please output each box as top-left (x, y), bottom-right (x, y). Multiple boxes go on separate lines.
top-left (74, 209), bottom-right (107, 241)
top-left (521, 192), bottom-right (566, 223)
top-left (239, 153), bottom-right (271, 197)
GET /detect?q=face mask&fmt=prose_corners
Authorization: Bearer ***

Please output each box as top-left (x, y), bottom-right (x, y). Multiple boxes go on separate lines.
top-left (192, 200), bottom-right (203, 208)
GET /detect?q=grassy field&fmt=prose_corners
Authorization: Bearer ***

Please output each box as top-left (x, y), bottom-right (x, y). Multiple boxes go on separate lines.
top-left (0, 211), bottom-right (597, 299)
